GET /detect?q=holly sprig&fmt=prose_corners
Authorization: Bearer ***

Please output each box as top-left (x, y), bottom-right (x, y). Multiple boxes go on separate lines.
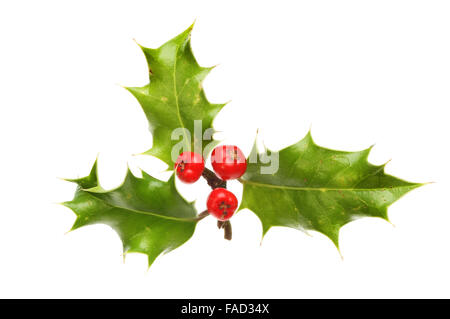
top-left (63, 24), bottom-right (424, 267)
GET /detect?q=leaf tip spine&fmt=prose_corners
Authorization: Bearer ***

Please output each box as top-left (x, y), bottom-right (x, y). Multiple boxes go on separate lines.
top-left (188, 19), bottom-right (196, 32)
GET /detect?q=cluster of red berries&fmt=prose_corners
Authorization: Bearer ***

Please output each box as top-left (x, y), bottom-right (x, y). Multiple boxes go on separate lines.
top-left (174, 145), bottom-right (247, 221)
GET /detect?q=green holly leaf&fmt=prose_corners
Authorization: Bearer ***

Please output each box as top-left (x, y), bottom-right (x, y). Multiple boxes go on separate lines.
top-left (63, 160), bottom-right (198, 267)
top-left (126, 23), bottom-right (225, 166)
top-left (239, 132), bottom-right (424, 250)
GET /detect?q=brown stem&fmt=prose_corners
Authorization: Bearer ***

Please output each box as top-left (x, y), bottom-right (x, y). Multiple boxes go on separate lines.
top-left (217, 220), bottom-right (232, 240)
top-left (202, 168), bottom-right (231, 240)
top-left (223, 221), bottom-right (232, 240)
top-left (194, 210), bottom-right (209, 221)
top-left (202, 167), bottom-right (227, 189)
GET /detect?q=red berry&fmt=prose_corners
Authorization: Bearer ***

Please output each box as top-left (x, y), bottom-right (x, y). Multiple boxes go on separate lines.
top-left (206, 188), bottom-right (238, 221)
top-left (211, 145), bottom-right (247, 180)
top-left (174, 151), bottom-right (205, 183)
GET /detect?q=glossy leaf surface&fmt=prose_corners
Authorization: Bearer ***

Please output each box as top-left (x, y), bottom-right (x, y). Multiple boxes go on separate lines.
top-left (126, 24), bottom-right (225, 165)
top-left (239, 132), bottom-right (423, 249)
top-left (64, 160), bottom-right (198, 267)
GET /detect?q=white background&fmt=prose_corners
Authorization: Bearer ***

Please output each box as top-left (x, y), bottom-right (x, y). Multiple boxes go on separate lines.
top-left (0, 0), bottom-right (449, 298)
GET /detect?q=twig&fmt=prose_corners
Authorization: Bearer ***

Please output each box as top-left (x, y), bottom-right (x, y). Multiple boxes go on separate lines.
top-left (201, 168), bottom-right (232, 240)
top-left (223, 221), bottom-right (232, 240)
top-left (202, 167), bottom-right (227, 189)
top-left (194, 210), bottom-right (209, 221)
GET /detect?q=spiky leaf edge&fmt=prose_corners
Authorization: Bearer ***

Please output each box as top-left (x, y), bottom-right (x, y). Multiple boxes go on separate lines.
top-left (238, 131), bottom-right (426, 251)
